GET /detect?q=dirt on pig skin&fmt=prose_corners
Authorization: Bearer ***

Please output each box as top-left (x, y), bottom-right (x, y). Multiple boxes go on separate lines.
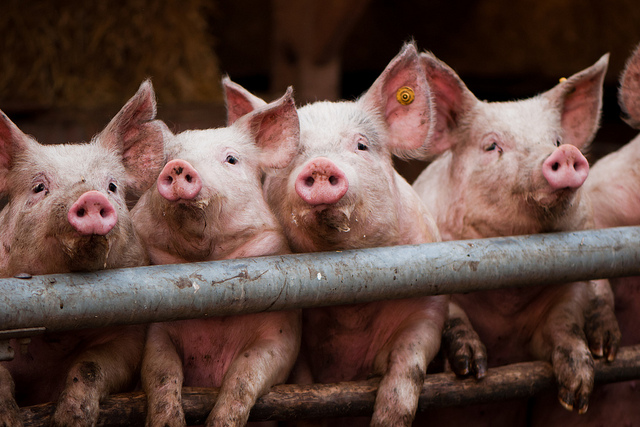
top-left (136, 87), bottom-right (302, 427)
top-left (260, 43), bottom-right (448, 426)
top-left (412, 50), bottom-right (619, 426)
top-left (0, 80), bottom-right (166, 426)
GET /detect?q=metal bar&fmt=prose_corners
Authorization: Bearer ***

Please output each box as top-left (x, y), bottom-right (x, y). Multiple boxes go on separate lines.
top-left (19, 344), bottom-right (640, 425)
top-left (1, 226), bottom-right (639, 333)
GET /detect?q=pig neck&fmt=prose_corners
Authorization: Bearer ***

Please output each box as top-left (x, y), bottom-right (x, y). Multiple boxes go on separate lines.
top-left (0, 201), bottom-right (144, 277)
top-left (288, 172), bottom-right (438, 253)
top-left (430, 170), bottom-right (593, 241)
top-left (136, 189), bottom-right (287, 264)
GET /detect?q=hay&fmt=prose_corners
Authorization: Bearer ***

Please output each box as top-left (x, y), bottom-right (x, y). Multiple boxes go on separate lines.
top-left (0, 0), bottom-right (222, 109)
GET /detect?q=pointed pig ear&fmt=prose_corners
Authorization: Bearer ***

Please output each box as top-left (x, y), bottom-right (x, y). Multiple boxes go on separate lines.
top-left (420, 51), bottom-right (477, 156)
top-left (0, 110), bottom-right (35, 194)
top-left (358, 42), bottom-right (434, 159)
top-left (619, 44), bottom-right (640, 129)
top-left (543, 54), bottom-right (609, 150)
top-left (98, 80), bottom-right (169, 197)
top-left (234, 86), bottom-right (299, 169)
top-left (223, 76), bottom-right (268, 126)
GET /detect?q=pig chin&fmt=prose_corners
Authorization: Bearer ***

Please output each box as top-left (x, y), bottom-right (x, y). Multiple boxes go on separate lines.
top-left (292, 203), bottom-right (354, 234)
top-left (58, 233), bottom-right (113, 272)
top-left (531, 186), bottom-right (578, 209)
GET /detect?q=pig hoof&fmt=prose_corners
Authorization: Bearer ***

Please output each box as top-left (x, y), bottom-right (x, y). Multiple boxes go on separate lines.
top-left (553, 345), bottom-right (594, 415)
top-left (584, 297), bottom-right (621, 361)
top-left (52, 398), bottom-right (99, 427)
top-left (0, 398), bottom-right (23, 427)
top-left (442, 317), bottom-right (487, 379)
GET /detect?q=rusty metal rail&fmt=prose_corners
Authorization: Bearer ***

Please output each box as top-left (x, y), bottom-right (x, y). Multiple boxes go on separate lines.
top-left (0, 226), bottom-right (639, 339)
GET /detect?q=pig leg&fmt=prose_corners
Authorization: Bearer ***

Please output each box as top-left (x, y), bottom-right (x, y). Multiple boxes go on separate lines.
top-left (51, 326), bottom-right (145, 426)
top-left (442, 301), bottom-right (487, 378)
top-left (0, 365), bottom-right (22, 427)
top-left (370, 296), bottom-right (447, 427)
top-left (205, 311), bottom-right (301, 427)
top-left (530, 283), bottom-right (594, 414)
top-left (142, 323), bottom-right (186, 427)
top-left (584, 279), bottom-right (620, 361)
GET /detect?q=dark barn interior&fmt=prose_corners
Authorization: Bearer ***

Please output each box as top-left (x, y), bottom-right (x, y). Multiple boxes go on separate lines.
top-left (3, 0), bottom-right (640, 182)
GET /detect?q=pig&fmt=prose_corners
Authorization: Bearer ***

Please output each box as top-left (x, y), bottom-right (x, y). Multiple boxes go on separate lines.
top-left (133, 86), bottom-right (301, 426)
top-left (0, 80), bottom-right (166, 426)
top-left (411, 51), bottom-right (620, 425)
top-left (531, 42), bottom-right (640, 427)
top-left (237, 43), bottom-right (448, 426)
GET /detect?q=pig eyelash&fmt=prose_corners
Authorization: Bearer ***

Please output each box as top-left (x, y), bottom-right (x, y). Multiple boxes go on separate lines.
top-left (485, 142), bottom-right (502, 153)
top-left (225, 155), bottom-right (239, 165)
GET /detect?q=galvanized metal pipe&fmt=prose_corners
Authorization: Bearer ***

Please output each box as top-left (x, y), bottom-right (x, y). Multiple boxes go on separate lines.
top-left (1, 226), bottom-right (639, 334)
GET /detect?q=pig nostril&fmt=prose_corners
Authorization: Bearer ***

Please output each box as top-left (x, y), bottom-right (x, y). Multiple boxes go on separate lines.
top-left (551, 162), bottom-right (559, 172)
top-left (165, 176), bottom-right (173, 185)
top-left (329, 176), bottom-right (338, 186)
top-left (305, 177), bottom-right (315, 187)
top-left (100, 208), bottom-right (106, 218)
top-left (76, 208), bottom-right (85, 218)
top-left (186, 174), bottom-right (192, 183)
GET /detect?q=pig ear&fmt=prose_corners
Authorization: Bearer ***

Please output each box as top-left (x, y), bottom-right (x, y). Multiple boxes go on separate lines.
top-left (0, 110), bottom-right (35, 194)
top-left (420, 51), bottom-right (477, 156)
top-left (234, 86), bottom-right (299, 169)
top-left (223, 76), bottom-right (268, 126)
top-left (358, 42), bottom-right (434, 159)
top-left (619, 44), bottom-right (640, 129)
top-left (543, 53), bottom-right (609, 150)
top-left (99, 80), bottom-right (168, 197)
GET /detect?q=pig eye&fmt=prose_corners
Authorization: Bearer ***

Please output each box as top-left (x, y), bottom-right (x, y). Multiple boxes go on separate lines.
top-left (357, 142), bottom-right (368, 151)
top-left (108, 182), bottom-right (117, 193)
top-left (225, 155), bottom-right (238, 165)
top-left (33, 183), bottom-right (46, 194)
top-left (555, 140), bottom-right (561, 147)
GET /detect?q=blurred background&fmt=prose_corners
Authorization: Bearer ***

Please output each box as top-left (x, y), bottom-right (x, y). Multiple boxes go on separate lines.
top-left (2, 0), bottom-right (640, 181)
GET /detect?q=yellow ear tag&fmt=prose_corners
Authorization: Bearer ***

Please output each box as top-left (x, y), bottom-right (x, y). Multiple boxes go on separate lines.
top-left (559, 77), bottom-right (567, 83)
top-left (396, 86), bottom-right (415, 105)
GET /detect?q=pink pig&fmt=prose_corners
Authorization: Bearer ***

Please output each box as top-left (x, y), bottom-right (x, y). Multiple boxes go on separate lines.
top-left (235, 43), bottom-right (448, 426)
top-left (532, 42), bottom-right (640, 427)
top-left (133, 87), bottom-right (301, 426)
top-left (411, 51), bottom-right (620, 425)
top-left (0, 80), bottom-right (166, 426)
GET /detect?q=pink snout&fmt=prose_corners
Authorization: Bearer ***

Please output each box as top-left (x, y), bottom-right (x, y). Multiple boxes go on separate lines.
top-left (295, 157), bottom-right (349, 205)
top-left (157, 159), bottom-right (203, 202)
top-left (542, 145), bottom-right (589, 190)
top-left (67, 191), bottom-right (118, 236)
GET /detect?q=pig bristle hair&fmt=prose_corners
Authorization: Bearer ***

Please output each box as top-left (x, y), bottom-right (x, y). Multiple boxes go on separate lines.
top-left (619, 43), bottom-right (640, 129)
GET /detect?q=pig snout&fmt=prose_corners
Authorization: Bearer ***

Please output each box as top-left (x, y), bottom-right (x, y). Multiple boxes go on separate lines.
top-left (157, 159), bottom-right (203, 202)
top-left (295, 157), bottom-right (349, 205)
top-left (542, 145), bottom-right (589, 190)
top-left (67, 191), bottom-right (118, 235)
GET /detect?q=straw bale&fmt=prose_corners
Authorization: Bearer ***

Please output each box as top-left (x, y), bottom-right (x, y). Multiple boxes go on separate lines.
top-left (0, 0), bottom-right (222, 110)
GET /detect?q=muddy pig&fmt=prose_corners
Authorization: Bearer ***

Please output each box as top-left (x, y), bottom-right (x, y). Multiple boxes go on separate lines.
top-left (531, 42), bottom-right (640, 427)
top-left (411, 51), bottom-right (620, 426)
top-left (239, 43), bottom-right (448, 426)
top-left (0, 80), bottom-right (166, 426)
top-left (133, 86), bottom-right (301, 426)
